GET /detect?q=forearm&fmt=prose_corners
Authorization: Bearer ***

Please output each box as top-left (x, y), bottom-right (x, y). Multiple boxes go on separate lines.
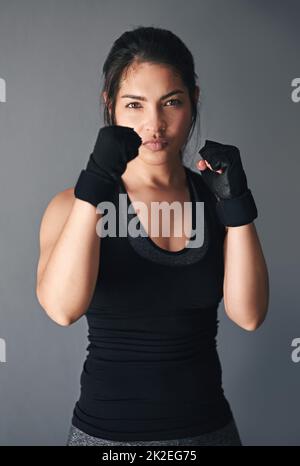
top-left (37, 199), bottom-right (102, 325)
top-left (223, 222), bottom-right (269, 330)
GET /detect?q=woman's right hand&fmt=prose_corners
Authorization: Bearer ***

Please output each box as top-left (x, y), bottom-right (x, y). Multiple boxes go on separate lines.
top-left (74, 125), bottom-right (142, 207)
top-left (86, 125), bottom-right (142, 182)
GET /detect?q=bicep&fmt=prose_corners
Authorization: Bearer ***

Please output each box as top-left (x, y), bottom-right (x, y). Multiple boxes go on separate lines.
top-left (36, 188), bottom-right (74, 288)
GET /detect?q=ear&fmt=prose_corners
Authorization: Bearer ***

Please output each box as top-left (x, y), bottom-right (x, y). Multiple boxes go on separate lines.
top-left (102, 91), bottom-right (108, 105)
top-left (102, 91), bottom-right (112, 117)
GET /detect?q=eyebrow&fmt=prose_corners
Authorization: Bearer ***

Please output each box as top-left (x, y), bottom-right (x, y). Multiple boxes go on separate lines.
top-left (120, 89), bottom-right (185, 101)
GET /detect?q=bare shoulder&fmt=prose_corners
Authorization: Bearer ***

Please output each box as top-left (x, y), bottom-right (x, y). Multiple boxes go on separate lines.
top-left (40, 187), bottom-right (75, 229)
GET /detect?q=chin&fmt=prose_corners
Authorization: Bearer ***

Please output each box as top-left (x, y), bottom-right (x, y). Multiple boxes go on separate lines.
top-left (142, 153), bottom-right (174, 166)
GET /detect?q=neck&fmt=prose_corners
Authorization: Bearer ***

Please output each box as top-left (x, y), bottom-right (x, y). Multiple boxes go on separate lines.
top-left (122, 153), bottom-right (187, 190)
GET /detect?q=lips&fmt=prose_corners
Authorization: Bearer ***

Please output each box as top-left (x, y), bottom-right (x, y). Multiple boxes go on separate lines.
top-left (144, 141), bottom-right (168, 151)
top-left (143, 138), bottom-right (168, 145)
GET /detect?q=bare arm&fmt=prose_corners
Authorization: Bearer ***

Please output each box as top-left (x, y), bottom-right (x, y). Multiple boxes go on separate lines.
top-left (36, 188), bottom-right (102, 326)
top-left (223, 222), bottom-right (269, 331)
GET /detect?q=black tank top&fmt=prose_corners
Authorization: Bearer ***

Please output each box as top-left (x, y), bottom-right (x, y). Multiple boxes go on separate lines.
top-left (71, 165), bottom-right (233, 441)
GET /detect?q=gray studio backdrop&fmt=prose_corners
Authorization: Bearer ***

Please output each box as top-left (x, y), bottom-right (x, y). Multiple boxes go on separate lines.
top-left (0, 0), bottom-right (299, 446)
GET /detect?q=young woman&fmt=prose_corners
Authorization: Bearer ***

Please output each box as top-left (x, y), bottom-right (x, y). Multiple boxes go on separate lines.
top-left (36, 26), bottom-right (269, 446)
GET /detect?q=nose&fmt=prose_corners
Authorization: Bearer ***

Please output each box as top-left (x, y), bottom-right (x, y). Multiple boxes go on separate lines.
top-left (144, 108), bottom-right (167, 133)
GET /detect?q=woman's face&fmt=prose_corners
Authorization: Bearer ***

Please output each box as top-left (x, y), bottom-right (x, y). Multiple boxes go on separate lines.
top-left (104, 62), bottom-right (199, 165)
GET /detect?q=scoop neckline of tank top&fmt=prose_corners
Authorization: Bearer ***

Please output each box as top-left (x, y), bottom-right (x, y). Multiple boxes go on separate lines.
top-left (118, 166), bottom-right (196, 256)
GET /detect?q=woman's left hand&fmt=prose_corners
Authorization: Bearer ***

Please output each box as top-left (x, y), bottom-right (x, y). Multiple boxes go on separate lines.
top-left (196, 140), bottom-right (249, 201)
top-left (195, 140), bottom-right (258, 227)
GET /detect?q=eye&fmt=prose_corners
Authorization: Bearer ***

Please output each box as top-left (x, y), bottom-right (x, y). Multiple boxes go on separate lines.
top-left (125, 99), bottom-right (183, 109)
top-left (125, 102), bottom-right (142, 109)
top-left (165, 99), bottom-right (182, 106)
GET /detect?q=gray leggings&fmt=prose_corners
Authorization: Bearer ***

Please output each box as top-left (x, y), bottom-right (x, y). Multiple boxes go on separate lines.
top-left (66, 418), bottom-right (242, 446)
